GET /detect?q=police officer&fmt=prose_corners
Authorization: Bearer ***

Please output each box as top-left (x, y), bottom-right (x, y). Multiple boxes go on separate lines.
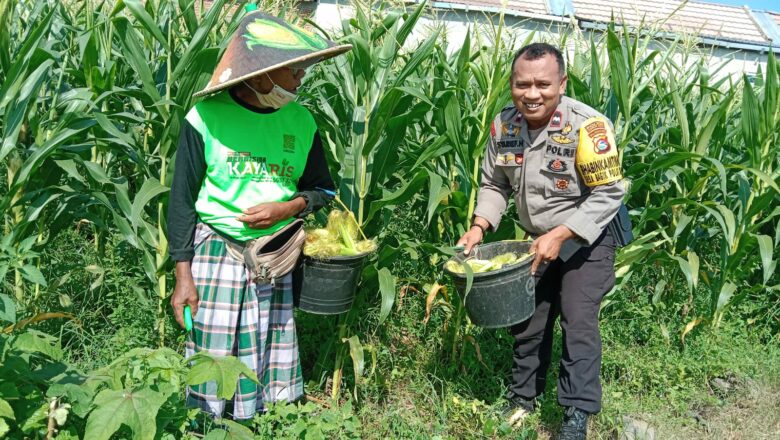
top-left (457, 43), bottom-right (625, 439)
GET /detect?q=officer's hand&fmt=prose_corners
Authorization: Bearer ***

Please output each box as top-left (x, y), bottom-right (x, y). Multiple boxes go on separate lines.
top-left (456, 226), bottom-right (484, 256)
top-left (238, 202), bottom-right (294, 229)
top-left (529, 225), bottom-right (575, 275)
top-left (171, 262), bottom-right (199, 329)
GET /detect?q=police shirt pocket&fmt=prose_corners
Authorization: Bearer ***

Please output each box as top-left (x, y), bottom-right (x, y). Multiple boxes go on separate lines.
top-left (540, 157), bottom-right (580, 198)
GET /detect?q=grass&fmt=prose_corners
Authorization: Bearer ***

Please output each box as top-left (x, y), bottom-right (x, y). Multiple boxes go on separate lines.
top-left (18, 218), bottom-right (780, 439)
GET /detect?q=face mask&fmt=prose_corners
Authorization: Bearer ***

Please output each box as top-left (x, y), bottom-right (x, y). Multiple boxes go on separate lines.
top-left (244, 76), bottom-right (296, 109)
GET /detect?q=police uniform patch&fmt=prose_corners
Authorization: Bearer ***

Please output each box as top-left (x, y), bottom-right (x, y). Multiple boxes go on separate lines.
top-left (549, 111), bottom-right (562, 128)
top-left (554, 178), bottom-right (569, 190)
top-left (562, 122), bottom-right (573, 134)
top-left (501, 123), bottom-right (520, 137)
top-left (547, 158), bottom-right (567, 172)
top-left (576, 117), bottom-right (622, 187)
top-left (550, 134), bottom-right (574, 144)
top-left (496, 152), bottom-right (515, 165)
top-left (496, 139), bottom-right (521, 149)
top-left (546, 144), bottom-right (575, 158)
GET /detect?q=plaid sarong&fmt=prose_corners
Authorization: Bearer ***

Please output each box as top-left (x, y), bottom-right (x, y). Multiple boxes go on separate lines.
top-left (185, 223), bottom-right (304, 419)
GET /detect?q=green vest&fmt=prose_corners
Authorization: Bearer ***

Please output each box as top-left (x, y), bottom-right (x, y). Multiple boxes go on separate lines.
top-left (185, 92), bottom-right (315, 241)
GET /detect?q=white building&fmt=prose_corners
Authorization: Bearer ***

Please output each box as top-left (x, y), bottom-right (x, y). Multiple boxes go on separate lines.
top-left (305, 0), bottom-right (780, 76)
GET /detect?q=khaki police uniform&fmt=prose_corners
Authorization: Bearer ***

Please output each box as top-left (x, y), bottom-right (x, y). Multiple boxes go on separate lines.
top-left (474, 96), bottom-right (625, 414)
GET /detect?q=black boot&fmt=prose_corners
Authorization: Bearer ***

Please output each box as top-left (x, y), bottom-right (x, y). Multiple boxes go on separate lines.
top-left (558, 406), bottom-right (588, 440)
top-left (499, 395), bottom-right (536, 427)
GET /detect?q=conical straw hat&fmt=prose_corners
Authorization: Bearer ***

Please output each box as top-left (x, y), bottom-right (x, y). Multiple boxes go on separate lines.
top-left (194, 9), bottom-right (351, 97)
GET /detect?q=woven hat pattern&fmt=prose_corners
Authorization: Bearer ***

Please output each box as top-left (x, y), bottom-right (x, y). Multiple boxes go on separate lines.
top-left (194, 10), bottom-right (351, 97)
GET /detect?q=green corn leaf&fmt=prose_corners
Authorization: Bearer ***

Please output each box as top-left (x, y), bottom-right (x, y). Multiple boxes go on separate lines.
top-left (670, 254), bottom-right (695, 294)
top-left (426, 171), bottom-right (450, 226)
top-left (121, 0), bottom-right (169, 50)
top-left (112, 17), bottom-right (164, 113)
top-left (0, 58), bottom-right (53, 162)
top-left (186, 353), bottom-right (259, 400)
top-left (753, 234), bottom-right (776, 285)
top-left (716, 282), bottom-right (737, 314)
top-left (377, 267), bottom-right (396, 325)
top-left (83, 161), bottom-right (112, 185)
top-left (130, 178), bottom-right (168, 230)
top-left (83, 388), bottom-right (166, 440)
top-left (3, 121), bottom-right (95, 211)
top-left (342, 335), bottom-right (365, 385)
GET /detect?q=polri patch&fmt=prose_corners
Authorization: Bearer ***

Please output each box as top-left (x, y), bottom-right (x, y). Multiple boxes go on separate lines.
top-left (547, 158), bottom-right (568, 172)
top-left (546, 144), bottom-right (575, 158)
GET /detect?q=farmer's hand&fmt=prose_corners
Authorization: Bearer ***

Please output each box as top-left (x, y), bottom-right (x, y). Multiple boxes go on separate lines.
top-left (171, 261), bottom-right (199, 329)
top-left (456, 218), bottom-right (489, 255)
top-left (238, 198), bottom-right (306, 229)
top-left (529, 225), bottom-right (576, 275)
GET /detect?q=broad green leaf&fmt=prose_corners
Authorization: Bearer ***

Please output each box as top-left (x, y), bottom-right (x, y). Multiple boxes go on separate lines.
top-left (186, 353), bottom-right (259, 400)
top-left (0, 398), bottom-right (13, 420)
top-left (20, 402), bottom-right (48, 432)
top-left (20, 264), bottom-right (47, 286)
top-left (377, 267), bottom-right (396, 325)
top-left (203, 420), bottom-right (254, 440)
top-left (0, 418), bottom-right (8, 437)
top-left (84, 388), bottom-right (166, 440)
top-left (0, 294), bottom-right (16, 324)
top-left (12, 330), bottom-right (62, 360)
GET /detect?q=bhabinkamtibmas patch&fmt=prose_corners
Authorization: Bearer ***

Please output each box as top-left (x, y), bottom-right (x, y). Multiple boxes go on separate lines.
top-left (576, 117), bottom-right (622, 187)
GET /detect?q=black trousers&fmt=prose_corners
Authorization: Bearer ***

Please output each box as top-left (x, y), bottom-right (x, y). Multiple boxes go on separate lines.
top-left (508, 229), bottom-right (616, 414)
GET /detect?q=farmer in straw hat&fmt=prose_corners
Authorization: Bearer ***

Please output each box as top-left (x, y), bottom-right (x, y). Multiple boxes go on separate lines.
top-left (457, 43), bottom-right (629, 439)
top-left (167, 6), bottom-right (350, 420)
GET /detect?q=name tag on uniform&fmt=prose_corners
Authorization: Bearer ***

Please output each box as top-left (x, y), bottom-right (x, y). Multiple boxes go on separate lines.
top-left (495, 143), bottom-right (524, 167)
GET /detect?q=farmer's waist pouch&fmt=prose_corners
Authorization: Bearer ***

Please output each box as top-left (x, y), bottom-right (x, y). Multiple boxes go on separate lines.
top-left (215, 219), bottom-right (305, 285)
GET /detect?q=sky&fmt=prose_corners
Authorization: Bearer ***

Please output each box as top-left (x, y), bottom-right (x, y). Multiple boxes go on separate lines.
top-left (702, 0), bottom-right (778, 12)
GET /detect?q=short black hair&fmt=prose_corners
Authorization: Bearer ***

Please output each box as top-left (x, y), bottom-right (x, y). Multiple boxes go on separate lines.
top-left (512, 43), bottom-right (566, 78)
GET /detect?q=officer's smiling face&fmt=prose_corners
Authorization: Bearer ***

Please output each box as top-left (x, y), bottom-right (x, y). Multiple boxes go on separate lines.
top-left (510, 53), bottom-right (567, 130)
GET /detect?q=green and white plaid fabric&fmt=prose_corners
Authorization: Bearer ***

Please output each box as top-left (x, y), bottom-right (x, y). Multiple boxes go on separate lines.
top-left (185, 223), bottom-right (304, 419)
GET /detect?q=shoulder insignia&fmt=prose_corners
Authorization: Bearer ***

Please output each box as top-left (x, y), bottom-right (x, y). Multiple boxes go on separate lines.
top-left (549, 111), bottom-right (562, 128)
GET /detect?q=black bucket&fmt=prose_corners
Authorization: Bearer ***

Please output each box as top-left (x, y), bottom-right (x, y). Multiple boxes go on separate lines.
top-left (293, 253), bottom-right (369, 315)
top-left (444, 241), bottom-right (536, 328)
